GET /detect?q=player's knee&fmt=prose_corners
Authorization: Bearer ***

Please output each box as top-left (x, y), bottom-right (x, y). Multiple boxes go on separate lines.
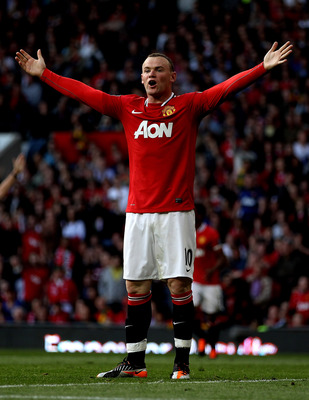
top-left (126, 279), bottom-right (152, 294)
top-left (167, 277), bottom-right (192, 295)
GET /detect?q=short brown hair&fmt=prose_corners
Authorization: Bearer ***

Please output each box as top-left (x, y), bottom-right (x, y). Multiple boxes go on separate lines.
top-left (145, 53), bottom-right (175, 72)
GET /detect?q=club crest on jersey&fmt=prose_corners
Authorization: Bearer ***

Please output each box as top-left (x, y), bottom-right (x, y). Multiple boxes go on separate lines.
top-left (162, 105), bottom-right (176, 117)
top-left (198, 236), bottom-right (207, 245)
top-left (134, 120), bottom-right (173, 139)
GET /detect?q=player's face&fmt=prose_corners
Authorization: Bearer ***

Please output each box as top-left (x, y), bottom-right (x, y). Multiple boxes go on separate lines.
top-left (141, 57), bottom-right (176, 103)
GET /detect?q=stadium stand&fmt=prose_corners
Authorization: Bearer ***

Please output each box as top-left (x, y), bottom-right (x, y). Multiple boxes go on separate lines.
top-left (0, 0), bottom-right (309, 332)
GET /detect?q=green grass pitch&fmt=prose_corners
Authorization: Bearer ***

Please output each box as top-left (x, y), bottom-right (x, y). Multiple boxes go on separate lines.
top-left (0, 350), bottom-right (309, 400)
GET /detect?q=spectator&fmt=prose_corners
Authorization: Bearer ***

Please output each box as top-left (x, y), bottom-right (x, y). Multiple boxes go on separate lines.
top-left (288, 276), bottom-right (309, 325)
top-left (271, 237), bottom-right (305, 302)
top-left (61, 205), bottom-right (86, 242)
top-left (263, 301), bottom-right (289, 329)
top-left (45, 266), bottom-right (78, 317)
top-left (289, 312), bottom-right (305, 328)
top-left (233, 172), bottom-right (265, 235)
top-left (292, 129), bottom-right (309, 172)
top-left (0, 154), bottom-right (25, 200)
top-left (245, 260), bottom-right (273, 326)
top-left (21, 252), bottom-right (49, 305)
top-left (54, 237), bottom-right (75, 279)
top-left (27, 298), bottom-right (48, 323)
top-left (48, 303), bottom-right (70, 324)
top-left (221, 270), bottom-right (253, 327)
top-left (1, 282), bottom-right (26, 322)
top-left (94, 296), bottom-right (109, 325)
top-left (21, 214), bottom-right (44, 263)
top-left (97, 251), bottom-right (127, 324)
top-left (74, 298), bottom-right (94, 323)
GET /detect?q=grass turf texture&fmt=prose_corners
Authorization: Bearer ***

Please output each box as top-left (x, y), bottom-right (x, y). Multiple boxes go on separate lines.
top-left (0, 350), bottom-right (308, 399)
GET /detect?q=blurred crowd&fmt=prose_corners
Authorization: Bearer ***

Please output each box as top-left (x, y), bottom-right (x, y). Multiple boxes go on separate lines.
top-left (1, 0), bottom-right (309, 331)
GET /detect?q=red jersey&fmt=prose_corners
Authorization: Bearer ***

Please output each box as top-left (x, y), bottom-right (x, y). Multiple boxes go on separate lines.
top-left (22, 266), bottom-right (49, 302)
top-left (193, 223), bottom-right (221, 285)
top-left (46, 278), bottom-right (78, 305)
top-left (22, 229), bottom-right (43, 262)
top-left (41, 63), bottom-right (266, 213)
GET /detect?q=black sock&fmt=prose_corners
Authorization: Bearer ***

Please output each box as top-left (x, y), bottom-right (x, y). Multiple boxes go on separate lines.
top-left (171, 291), bottom-right (194, 365)
top-left (126, 291), bottom-right (152, 367)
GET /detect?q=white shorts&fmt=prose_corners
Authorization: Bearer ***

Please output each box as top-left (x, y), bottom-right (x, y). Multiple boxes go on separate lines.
top-left (123, 211), bottom-right (196, 281)
top-left (192, 282), bottom-right (224, 314)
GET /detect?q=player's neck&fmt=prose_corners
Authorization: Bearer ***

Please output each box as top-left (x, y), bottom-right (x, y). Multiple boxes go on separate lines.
top-left (146, 91), bottom-right (174, 105)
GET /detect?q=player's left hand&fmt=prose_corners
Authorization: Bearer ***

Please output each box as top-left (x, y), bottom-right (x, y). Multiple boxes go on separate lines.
top-left (263, 41), bottom-right (293, 70)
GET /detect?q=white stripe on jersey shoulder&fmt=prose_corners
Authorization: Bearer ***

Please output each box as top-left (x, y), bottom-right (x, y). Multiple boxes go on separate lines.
top-left (197, 222), bottom-right (208, 232)
top-left (144, 92), bottom-right (176, 107)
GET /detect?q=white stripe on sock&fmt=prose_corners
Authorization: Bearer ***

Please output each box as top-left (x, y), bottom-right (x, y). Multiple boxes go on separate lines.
top-left (127, 338), bottom-right (147, 353)
top-left (174, 338), bottom-right (192, 348)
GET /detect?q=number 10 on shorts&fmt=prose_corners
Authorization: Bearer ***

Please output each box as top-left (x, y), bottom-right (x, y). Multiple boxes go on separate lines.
top-left (184, 248), bottom-right (193, 272)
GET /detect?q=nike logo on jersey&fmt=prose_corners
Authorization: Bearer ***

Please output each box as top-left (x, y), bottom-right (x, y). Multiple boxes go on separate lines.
top-left (134, 121), bottom-right (173, 139)
top-left (132, 110), bottom-right (143, 114)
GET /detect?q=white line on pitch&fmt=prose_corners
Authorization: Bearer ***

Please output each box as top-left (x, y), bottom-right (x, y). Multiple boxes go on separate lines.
top-left (0, 378), bottom-right (307, 389)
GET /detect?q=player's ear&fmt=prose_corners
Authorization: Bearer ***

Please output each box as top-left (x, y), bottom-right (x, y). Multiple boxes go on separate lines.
top-left (170, 71), bottom-right (177, 83)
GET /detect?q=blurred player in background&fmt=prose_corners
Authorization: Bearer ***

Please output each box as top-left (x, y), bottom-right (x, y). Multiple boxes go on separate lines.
top-left (15, 41), bottom-right (292, 379)
top-left (192, 203), bottom-right (228, 359)
top-left (0, 154), bottom-right (25, 200)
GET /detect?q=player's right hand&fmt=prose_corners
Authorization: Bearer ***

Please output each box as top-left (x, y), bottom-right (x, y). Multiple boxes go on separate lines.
top-left (15, 49), bottom-right (46, 78)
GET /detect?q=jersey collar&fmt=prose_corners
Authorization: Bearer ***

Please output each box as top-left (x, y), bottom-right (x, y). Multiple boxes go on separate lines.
top-left (144, 92), bottom-right (175, 107)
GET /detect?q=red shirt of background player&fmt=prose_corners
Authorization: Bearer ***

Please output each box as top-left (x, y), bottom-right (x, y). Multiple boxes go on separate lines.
top-left (193, 222), bottom-right (221, 285)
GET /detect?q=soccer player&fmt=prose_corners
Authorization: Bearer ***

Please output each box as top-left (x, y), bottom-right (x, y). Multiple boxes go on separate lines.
top-left (192, 203), bottom-right (228, 359)
top-left (15, 41), bottom-right (292, 379)
top-left (0, 153), bottom-right (25, 200)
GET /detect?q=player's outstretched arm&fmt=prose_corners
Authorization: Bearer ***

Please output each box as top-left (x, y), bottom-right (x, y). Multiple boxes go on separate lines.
top-left (16, 49), bottom-right (116, 115)
top-left (263, 41), bottom-right (293, 71)
top-left (15, 49), bottom-right (46, 78)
